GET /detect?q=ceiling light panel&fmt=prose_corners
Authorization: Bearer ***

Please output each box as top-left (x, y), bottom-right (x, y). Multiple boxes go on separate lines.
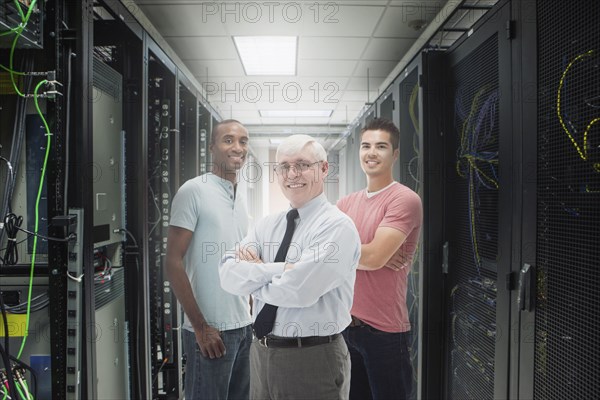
top-left (234, 36), bottom-right (297, 75)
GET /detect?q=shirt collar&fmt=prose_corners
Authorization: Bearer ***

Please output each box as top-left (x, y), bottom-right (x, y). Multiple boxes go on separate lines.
top-left (206, 172), bottom-right (236, 194)
top-left (365, 181), bottom-right (396, 198)
top-left (291, 192), bottom-right (327, 221)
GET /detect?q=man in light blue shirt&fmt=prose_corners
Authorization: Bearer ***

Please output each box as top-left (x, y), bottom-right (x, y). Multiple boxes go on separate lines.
top-left (220, 134), bottom-right (361, 399)
top-left (167, 119), bottom-right (252, 400)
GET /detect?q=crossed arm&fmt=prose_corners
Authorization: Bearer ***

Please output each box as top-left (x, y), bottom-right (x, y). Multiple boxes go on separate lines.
top-left (358, 226), bottom-right (408, 271)
top-left (219, 221), bottom-right (360, 308)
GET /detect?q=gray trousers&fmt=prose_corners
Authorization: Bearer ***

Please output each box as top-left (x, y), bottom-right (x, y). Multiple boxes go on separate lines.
top-left (250, 335), bottom-right (350, 400)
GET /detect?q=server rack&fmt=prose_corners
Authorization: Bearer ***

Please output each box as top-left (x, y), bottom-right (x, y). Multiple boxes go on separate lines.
top-left (2, 1), bottom-right (226, 398)
top-left (179, 74), bottom-right (199, 184)
top-left (92, 5), bottom-right (148, 398)
top-left (394, 54), bottom-right (424, 400)
top-left (368, 50), bottom-right (447, 400)
top-left (419, 50), bottom-right (446, 400)
top-left (440, 1), bottom-right (513, 398)
top-left (377, 84), bottom-right (397, 126)
top-left (146, 40), bottom-right (182, 399)
top-left (198, 102), bottom-right (212, 175)
top-left (521, 0), bottom-right (600, 399)
top-left (362, 104), bottom-right (376, 127)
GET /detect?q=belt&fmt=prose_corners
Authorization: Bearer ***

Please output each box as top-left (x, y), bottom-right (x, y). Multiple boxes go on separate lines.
top-left (257, 333), bottom-right (340, 348)
top-left (349, 315), bottom-right (366, 328)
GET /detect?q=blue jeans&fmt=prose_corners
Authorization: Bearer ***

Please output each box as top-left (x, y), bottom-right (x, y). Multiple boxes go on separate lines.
top-left (342, 325), bottom-right (413, 400)
top-left (183, 325), bottom-right (252, 400)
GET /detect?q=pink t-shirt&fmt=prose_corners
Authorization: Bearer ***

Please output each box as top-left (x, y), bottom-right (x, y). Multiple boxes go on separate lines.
top-left (337, 182), bottom-right (422, 332)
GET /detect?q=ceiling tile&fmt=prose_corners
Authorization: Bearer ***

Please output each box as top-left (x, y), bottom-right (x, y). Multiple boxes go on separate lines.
top-left (354, 60), bottom-right (399, 77)
top-left (341, 91), bottom-right (372, 102)
top-left (361, 38), bottom-right (414, 61)
top-left (139, 3), bottom-right (384, 37)
top-left (166, 37), bottom-right (238, 60)
top-left (198, 77), bottom-right (349, 105)
top-left (299, 37), bottom-right (369, 59)
top-left (298, 60), bottom-right (357, 77)
top-left (346, 76), bottom-right (385, 92)
top-left (138, 5), bottom-right (228, 36)
top-left (223, 4), bottom-right (385, 37)
top-left (185, 60), bottom-right (245, 78)
top-left (373, 6), bottom-right (434, 38)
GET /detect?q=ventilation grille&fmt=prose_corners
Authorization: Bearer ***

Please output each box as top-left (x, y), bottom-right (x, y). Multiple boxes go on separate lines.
top-left (535, 1), bottom-right (600, 399)
top-left (93, 55), bottom-right (122, 100)
top-left (446, 33), bottom-right (499, 399)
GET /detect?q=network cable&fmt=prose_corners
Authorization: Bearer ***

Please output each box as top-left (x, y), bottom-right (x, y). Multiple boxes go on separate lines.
top-left (557, 50), bottom-right (600, 172)
top-left (455, 85), bottom-right (499, 276)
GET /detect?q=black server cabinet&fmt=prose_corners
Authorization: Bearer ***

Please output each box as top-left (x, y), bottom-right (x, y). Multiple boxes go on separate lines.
top-left (198, 102), bottom-right (212, 175)
top-left (179, 76), bottom-right (199, 184)
top-left (419, 50), bottom-right (446, 400)
top-left (93, 5), bottom-right (151, 397)
top-left (395, 50), bottom-right (447, 400)
top-left (395, 57), bottom-right (423, 400)
top-left (362, 104), bottom-right (377, 127)
top-left (441, 1), bottom-right (513, 398)
top-left (518, 0), bottom-right (600, 399)
top-left (146, 42), bottom-right (182, 399)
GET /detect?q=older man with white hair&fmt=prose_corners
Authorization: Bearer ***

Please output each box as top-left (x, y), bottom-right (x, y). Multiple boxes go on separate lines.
top-left (220, 134), bottom-right (361, 399)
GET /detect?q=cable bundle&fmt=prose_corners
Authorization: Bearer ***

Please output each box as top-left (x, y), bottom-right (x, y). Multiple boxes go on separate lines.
top-left (2, 214), bottom-right (23, 266)
top-left (454, 85), bottom-right (499, 276)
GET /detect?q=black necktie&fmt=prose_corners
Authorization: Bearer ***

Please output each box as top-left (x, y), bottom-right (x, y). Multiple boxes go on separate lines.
top-left (253, 208), bottom-right (299, 339)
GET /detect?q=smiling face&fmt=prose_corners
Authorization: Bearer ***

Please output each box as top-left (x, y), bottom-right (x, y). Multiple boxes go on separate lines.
top-left (359, 129), bottom-right (399, 178)
top-left (276, 144), bottom-right (328, 209)
top-left (209, 121), bottom-right (249, 180)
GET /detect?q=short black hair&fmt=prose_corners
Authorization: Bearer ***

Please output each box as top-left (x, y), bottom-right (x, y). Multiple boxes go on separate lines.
top-left (360, 118), bottom-right (400, 150)
top-left (210, 119), bottom-right (245, 144)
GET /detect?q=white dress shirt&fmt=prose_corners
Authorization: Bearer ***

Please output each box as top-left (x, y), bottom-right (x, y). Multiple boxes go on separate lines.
top-left (219, 193), bottom-right (361, 337)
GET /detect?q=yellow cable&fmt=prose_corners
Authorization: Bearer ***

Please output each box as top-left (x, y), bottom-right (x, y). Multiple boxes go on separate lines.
top-left (456, 86), bottom-right (489, 176)
top-left (466, 157), bottom-right (499, 189)
top-left (557, 50), bottom-right (598, 162)
top-left (455, 86), bottom-right (500, 270)
top-left (409, 83), bottom-right (420, 134)
top-left (469, 171), bottom-right (481, 265)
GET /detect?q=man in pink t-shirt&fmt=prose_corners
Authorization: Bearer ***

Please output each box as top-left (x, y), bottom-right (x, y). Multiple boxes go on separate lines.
top-left (337, 118), bottom-right (423, 400)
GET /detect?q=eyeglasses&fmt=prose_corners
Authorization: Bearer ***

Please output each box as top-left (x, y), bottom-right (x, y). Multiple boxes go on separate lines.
top-left (274, 161), bottom-right (322, 176)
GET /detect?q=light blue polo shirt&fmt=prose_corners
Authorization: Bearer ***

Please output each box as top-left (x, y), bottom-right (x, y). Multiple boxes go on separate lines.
top-left (170, 173), bottom-right (252, 332)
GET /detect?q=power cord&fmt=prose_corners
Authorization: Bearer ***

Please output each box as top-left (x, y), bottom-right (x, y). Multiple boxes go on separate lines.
top-left (2, 213), bottom-right (23, 265)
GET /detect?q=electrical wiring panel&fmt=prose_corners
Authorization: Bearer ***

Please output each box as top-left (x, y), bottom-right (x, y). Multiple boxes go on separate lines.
top-left (0, 0), bottom-right (43, 49)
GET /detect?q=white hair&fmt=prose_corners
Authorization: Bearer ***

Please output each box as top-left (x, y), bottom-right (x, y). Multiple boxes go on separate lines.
top-left (276, 134), bottom-right (327, 162)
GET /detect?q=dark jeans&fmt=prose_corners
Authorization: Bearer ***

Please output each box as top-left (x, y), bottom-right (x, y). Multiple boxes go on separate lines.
top-left (183, 325), bottom-right (252, 400)
top-left (342, 325), bottom-right (413, 400)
